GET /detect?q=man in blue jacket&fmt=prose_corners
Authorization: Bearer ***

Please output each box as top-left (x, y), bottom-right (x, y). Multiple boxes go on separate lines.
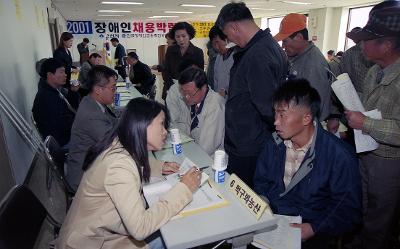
top-left (254, 79), bottom-right (361, 248)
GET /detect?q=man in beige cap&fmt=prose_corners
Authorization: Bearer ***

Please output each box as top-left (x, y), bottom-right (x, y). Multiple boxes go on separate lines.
top-left (275, 13), bottom-right (332, 121)
top-left (345, 1), bottom-right (400, 248)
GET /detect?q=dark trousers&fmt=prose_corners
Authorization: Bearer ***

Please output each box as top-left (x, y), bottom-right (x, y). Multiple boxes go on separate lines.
top-left (302, 235), bottom-right (332, 249)
top-left (357, 153), bottom-right (400, 249)
top-left (115, 65), bottom-right (127, 80)
top-left (226, 153), bottom-right (259, 189)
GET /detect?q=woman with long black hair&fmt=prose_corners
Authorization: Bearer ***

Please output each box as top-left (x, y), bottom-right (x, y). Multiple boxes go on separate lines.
top-left (56, 98), bottom-right (201, 249)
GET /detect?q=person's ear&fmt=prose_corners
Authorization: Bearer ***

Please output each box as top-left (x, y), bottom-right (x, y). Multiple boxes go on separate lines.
top-left (93, 85), bottom-right (102, 95)
top-left (303, 111), bottom-right (313, 126)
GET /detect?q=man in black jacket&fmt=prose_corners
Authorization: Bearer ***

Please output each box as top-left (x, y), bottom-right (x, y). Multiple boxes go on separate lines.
top-left (111, 38), bottom-right (127, 81)
top-left (216, 2), bottom-right (287, 188)
top-left (32, 58), bottom-right (77, 148)
top-left (126, 52), bottom-right (155, 96)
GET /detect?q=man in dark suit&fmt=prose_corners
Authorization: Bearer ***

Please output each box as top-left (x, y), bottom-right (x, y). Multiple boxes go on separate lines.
top-left (110, 38), bottom-right (127, 81)
top-left (126, 52), bottom-right (155, 96)
top-left (32, 58), bottom-right (77, 148)
top-left (66, 65), bottom-right (118, 191)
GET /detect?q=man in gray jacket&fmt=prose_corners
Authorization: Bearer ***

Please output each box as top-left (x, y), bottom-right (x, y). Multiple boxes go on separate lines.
top-left (170, 67), bottom-right (225, 156)
top-left (67, 65), bottom-right (118, 191)
top-left (275, 13), bottom-right (332, 121)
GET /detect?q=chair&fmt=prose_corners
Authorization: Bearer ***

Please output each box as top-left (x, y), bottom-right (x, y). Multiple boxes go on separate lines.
top-left (44, 135), bottom-right (75, 196)
top-left (0, 185), bottom-right (60, 249)
top-left (146, 74), bottom-right (157, 100)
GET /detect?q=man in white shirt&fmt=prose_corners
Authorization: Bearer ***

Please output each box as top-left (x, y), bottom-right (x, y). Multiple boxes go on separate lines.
top-left (168, 67), bottom-right (225, 156)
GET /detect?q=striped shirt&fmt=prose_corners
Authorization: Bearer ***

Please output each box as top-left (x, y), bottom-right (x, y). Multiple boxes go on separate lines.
top-left (283, 134), bottom-right (314, 188)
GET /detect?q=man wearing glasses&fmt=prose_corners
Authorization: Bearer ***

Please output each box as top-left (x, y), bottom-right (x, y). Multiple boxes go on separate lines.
top-left (66, 65), bottom-right (118, 191)
top-left (171, 67), bottom-right (225, 156)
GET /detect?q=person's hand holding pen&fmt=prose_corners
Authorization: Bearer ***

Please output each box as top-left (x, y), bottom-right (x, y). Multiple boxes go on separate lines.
top-left (162, 162), bottom-right (180, 175)
top-left (180, 167), bottom-right (201, 192)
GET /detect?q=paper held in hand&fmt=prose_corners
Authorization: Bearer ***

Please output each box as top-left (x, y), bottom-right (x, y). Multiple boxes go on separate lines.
top-left (331, 73), bottom-right (381, 153)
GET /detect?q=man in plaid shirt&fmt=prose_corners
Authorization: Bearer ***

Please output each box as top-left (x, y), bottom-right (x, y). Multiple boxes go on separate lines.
top-left (346, 1), bottom-right (400, 248)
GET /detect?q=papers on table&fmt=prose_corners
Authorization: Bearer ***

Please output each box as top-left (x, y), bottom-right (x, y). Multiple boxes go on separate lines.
top-left (143, 157), bottom-right (228, 219)
top-left (165, 157), bottom-right (209, 186)
top-left (252, 215), bottom-right (301, 249)
top-left (331, 73), bottom-right (381, 153)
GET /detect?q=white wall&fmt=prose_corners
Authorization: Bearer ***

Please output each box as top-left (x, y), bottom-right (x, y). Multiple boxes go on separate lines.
top-left (0, 0), bottom-right (65, 183)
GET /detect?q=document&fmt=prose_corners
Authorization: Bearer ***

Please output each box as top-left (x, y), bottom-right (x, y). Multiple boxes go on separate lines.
top-left (331, 73), bottom-right (381, 153)
top-left (252, 215), bottom-right (301, 249)
top-left (143, 157), bottom-right (228, 218)
top-left (331, 73), bottom-right (365, 112)
top-left (354, 109), bottom-right (382, 153)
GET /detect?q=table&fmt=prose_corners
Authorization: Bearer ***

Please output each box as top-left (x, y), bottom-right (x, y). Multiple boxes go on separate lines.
top-left (154, 142), bottom-right (277, 249)
top-left (113, 83), bottom-right (143, 116)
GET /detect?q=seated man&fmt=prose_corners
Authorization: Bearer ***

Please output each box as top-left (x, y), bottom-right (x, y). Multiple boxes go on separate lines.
top-left (78, 52), bottom-right (102, 97)
top-left (254, 79), bottom-right (361, 248)
top-left (171, 67), bottom-right (225, 156)
top-left (67, 65), bottom-right (118, 191)
top-left (126, 52), bottom-right (155, 96)
top-left (32, 58), bottom-right (77, 148)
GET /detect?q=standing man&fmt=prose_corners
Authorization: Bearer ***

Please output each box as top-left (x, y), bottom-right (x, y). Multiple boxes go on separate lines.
top-left (274, 13), bottom-right (332, 121)
top-left (77, 38), bottom-right (90, 65)
top-left (216, 2), bottom-right (287, 187)
top-left (209, 25), bottom-right (234, 98)
top-left (345, 2), bottom-right (400, 249)
top-left (110, 38), bottom-right (127, 81)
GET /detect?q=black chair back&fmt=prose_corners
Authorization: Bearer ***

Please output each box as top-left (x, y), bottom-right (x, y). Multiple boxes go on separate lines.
top-left (0, 185), bottom-right (59, 249)
top-left (44, 135), bottom-right (66, 176)
top-left (44, 136), bottom-right (75, 196)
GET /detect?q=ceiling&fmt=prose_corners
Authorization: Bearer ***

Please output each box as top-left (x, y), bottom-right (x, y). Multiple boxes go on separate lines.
top-left (53, 0), bottom-right (378, 22)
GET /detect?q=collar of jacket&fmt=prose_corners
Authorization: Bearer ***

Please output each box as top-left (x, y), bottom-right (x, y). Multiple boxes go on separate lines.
top-left (277, 120), bottom-right (319, 197)
top-left (234, 29), bottom-right (267, 55)
top-left (38, 78), bottom-right (61, 94)
top-left (289, 41), bottom-right (315, 63)
top-left (170, 42), bottom-right (198, 56)
top-left (379, 56), bottom-right (400, 86)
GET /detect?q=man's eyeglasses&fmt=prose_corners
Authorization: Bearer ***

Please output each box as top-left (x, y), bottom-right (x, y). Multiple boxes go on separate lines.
top-left (181, 87), bottom-right (200, 99)
top-left (101, 85), bottom-right (117, 92)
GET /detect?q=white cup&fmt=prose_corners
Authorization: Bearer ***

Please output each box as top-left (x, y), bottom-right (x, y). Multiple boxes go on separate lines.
top-left (213, 150), bottom-right (227, 171)
top-left (169, 129), bottom-right (181, 144)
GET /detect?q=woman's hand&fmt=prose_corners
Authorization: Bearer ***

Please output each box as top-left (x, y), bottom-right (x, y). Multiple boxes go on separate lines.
top-left (162, 162), bottom-right (180, 175)
top-left (180, 167), bottom-right (201, 193)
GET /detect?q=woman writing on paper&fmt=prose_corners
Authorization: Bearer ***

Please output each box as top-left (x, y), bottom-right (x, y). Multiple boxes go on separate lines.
top-left (56, 98), bottom-right (201, 249)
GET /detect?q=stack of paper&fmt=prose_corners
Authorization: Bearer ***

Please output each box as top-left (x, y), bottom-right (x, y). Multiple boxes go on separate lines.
top-left (252, 215), bottom-right (301, 249)
top-left (331, 73), bottom-right (381, 153)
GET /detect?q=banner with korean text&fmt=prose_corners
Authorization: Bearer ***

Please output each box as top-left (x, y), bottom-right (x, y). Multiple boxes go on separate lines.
top-left (67, 20), bottom-right (215, 39)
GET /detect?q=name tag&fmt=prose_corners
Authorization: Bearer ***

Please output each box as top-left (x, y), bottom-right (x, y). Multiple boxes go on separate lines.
top-left (226, 174), bottom-right (272, 220)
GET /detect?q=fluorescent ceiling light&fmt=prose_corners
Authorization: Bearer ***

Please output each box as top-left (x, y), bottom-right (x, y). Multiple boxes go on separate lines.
top-left (101, 1), bottom-right (144, 5)
top-left (164, 11), bottom-right (193, 14)
top-left (148, 15), bottom-right (179, 19)
top-left (98, 10), bottom-right (132, 13)
top-left (180, 4), bottom-right (216, 8)
top-left (281, 1), bottom-right (312, 5)
top-left (250, 8), bottom-right (276, 10)
top-left (97, 14), bottom-right (124, 17)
